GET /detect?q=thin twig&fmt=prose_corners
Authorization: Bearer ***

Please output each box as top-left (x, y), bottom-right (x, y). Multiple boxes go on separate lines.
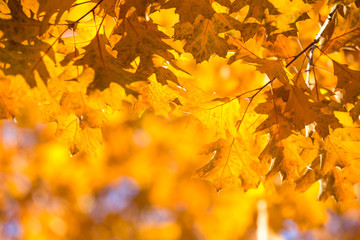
top-left (305, 4), bottom-right (339, 88)
top-left (75, 0), bottom-right (104, 23)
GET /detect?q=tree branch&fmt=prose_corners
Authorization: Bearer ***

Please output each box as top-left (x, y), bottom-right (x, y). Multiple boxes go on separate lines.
top-left (305, 4), bottom-right (339, 88)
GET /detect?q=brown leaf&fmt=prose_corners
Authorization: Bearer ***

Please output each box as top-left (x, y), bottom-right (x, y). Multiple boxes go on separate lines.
top-left (260, 134), bottom-right (313, 182)
top-left (319, 167), bottom-right (360, 202)
top-left (214, 0), bottom-right (231, 7)
top-left (242, 57), bottom-right (292, 86)
top-left (0, 40), bottom-right (55, 87)
top-left (284, 86), bottom-right (317, 129)
top-left (296, 156), bottom-right (322, 192)
top-left (265, 0), bottom-right (310, 42)
top-left (38, 0), bottom-right (76, 35)
top-left (230, 0), bottom-right (280, 22)
top-left (175, 13), bottom-right (242, 62)
top-left (113, 17), bottom-right (179, 81)
top-left (0, 0), bottom-right (41, 41)
top-left (333, 60), bottom-right (360, 104)
top-left (254, 98), bottom-right (293, 140)
top-left (350, 99), bottom-right (360, 121)
top-left (74, 34), bottom-right (142, 95)
top-left (161, 0), bottom-right (215, 23)
top-left (322, 4), bottom-right (360, 53)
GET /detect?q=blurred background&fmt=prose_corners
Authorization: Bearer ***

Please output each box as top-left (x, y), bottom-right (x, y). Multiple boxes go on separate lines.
top-left (0, 108), bottom-right (360, 240)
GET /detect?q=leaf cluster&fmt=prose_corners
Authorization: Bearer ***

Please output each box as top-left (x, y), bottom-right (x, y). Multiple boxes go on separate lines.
top-left (0, 0), bottom-right (360, 212)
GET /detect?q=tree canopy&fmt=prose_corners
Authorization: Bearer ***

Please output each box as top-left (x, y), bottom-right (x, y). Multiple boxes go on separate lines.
top-left (0, 0), bottom-right (360, 239)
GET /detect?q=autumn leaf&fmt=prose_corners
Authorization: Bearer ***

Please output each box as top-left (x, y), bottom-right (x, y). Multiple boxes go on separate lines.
top-left (350, 99), bottom-right (360, 121)
top-left (254, 98), bottom-right (293, 140)
top-left (74, 34), bottom-right (142, 95)
top-left (296, 128), bottom-right (360, 201)
top-left (0, 0), bottom-right (56, 86)
top-left (93, 0), bottom-right (119, 17)
top-left (194, 137), bottom-right (265, 192)
top-left (161, 0), bottom-right (215, 23)
top-left (319, 167), bottom-right (360, 202)
top-left (321, 3), bottom-right (360, 53)
top-left (0, 39), bottom-right (55, 87)
top-left (0, 74), bottom-right (32, 119)
top-left (230, 0), bottom-right (280, 22)
top-left (113, 16), bottom-right (177, 77)
top-left (284, 85), bottom-right (316, 128)
top-left (260, 133), bottom-right (316, 183)
top-left (227, 30), bottom-right (265, 61)
top-left (266, 0), bottom-right (310, 41)
top-left (333, 60), bottom-right (360, 104)
top-left (55, 112), bottom-right (103, 155)
top-left (174, 13), bottom-right (237, 63)
top-left (214, 0), bottom-right (231, 8)
top-left (0, 0), bottom-right (41, 42)
top-left (37, 0), bottom-right (76, 34)
top-left (242, 57), bottom-right (292, 86)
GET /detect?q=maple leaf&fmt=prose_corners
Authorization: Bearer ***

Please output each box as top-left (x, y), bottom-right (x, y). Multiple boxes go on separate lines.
top-left (230, 0), bottom-right (280, 22)
top-left (74, 34), bottom-right (142, 95)
top-left (161, 0), bottom-right (215, 23)
top-left (263, 35), bottom-right (298, 61)
top-left (133, 76), bottom-right (183, 118)
top-left (118, 0), bottom-right (164, 20)
top-left (0, 40), bottom-right (55, 87)
top-left (319, 167), bottom-right (360, 202)
top-left (260, 134), bottom-right (315, 182)
top-left (93, 0), bottom-right (119, 18)
top-left (60, 91), bottom-right (105, 129)
top-left (254, 93), bottom-right (293, 140)
top-left (214, 0), bottom-right (231, 8)
top-left (295, 155), bottom-right (322, 192)
top-left (241, 57), bottom-right (292, 86)
top-left (227, 30), bottom-right (265, 61)
top-left (37, 0), bottom-right (76, 34)
top-left (230, 0), bottom-right (310, 42)
top-left (284, 85), bottom-right (317, 128)
top-left (296, 128), bottom-right (360, 201)
top-left (350, 99), bottom-right (360, 121)
top-left (176, 13), bottom-right (264, 62)
top-left (113, 17), bottom-right (178, 81)
top-left (333, 60), bottom-right (360, 104)
top-left (55, 113), bottom-right (103, 155)
top-left (321, 129), bottom-right (360, 174)
top-left (174, 13), bottom-right (243, 62)
top-left (266, 0), bottom-right (310, 41)
top-left (174, 79), bottom-right (246, 138)
top-left (0, 0), bottom-right (57, 87)
top-left (321, 3), bottom-right (360, 53)
top-left (0, 74), bottom-right (32, 119)
top-left (0, 0), bottom-right (41, 42)
top-left (194, 138), bottom-right (264, 192)
top-left (1, 1), bottom-right (360, 229)
top-left (313, 112), bottom-right (342, 138)
top-left (328, 0), bottom-right (358, 5)
top-left (5, 1), bottom-right (360, 239)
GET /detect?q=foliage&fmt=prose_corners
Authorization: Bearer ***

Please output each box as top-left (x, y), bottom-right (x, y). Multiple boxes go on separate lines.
top-left (0, 0), bottom-right (360, 239)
